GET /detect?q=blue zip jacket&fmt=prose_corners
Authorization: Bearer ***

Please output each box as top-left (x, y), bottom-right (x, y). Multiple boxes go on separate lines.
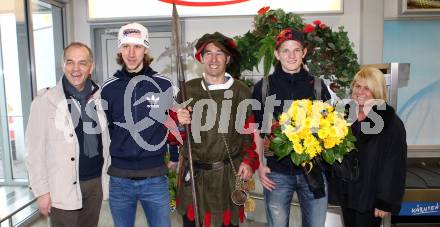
top-left (101, 67), bottom-right (177, 170)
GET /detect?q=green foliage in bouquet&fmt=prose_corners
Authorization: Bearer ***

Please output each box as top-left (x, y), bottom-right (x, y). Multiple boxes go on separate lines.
top-left (234, 7), bottom-right (360, 97)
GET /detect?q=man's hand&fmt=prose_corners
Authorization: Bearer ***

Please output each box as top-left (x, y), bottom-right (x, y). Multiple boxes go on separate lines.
top-left (177, 107), bottom-right (192, 125)
top-left (37, 193), bottom-right (52, 216)
top-left (374, 208), bottom-right (390, 218)
top-left (167, 161), bottom-right (178, 171)
top-left (263, 137), bottom-right (271, 152)
top-left (238, 162), bottom-right (253, 181)
top-left (258, 165), bottom-right (276, 191)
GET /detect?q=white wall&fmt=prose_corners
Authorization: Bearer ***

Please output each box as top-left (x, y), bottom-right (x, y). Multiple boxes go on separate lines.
top-left (385, 0), bottom-right (400, 19)
top-left (360, 0), bottom-right (384, 64)
top-left (71, 0), bottom-right (91, 46)
top-left (70, 0), bottom-right (387, 68)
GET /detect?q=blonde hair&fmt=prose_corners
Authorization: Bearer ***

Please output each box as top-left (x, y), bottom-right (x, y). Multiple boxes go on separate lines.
top-left (116, 53), bottom-right (153, 67)
top-left (351, 67), bottom-right (388, 101)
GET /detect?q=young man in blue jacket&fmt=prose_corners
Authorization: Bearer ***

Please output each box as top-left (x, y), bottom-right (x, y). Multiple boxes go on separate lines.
top-left (101, 22), bottom-right (178, 227)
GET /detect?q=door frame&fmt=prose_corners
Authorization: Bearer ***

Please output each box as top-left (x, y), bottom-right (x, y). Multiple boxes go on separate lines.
top-left (91, 20), bottom-right (185, 85)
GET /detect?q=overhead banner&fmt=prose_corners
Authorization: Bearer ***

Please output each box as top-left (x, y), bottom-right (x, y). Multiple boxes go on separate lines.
top-left (88, 0), bottom-right (343, 19)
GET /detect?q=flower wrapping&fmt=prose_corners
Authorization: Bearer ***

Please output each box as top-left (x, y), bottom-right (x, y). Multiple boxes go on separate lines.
top-left (269, 99), bottom-right (356, 168)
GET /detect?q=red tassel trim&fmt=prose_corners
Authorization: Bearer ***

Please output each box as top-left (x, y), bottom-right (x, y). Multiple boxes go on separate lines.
top-left (204, 212), bottom-right (212, 227)
top-left (222, 209), bottom-right (231, 226)
top-left (239, 207), bottom-right (245, 223)
top-left (186, 204), bottom-right (195, 221)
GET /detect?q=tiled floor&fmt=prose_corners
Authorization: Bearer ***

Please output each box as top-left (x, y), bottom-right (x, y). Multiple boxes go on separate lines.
top-left (29, 201), bottom-right (267, 227)
top-left (0, 185), bottom-right (266, 227)
top-left (3, 186), bottom-right (438, 226)
top-left (26, 204), bottom-right (440, 227)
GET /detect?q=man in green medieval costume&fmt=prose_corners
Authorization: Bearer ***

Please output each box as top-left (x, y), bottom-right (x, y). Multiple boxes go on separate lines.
top-left (175, 32), bottom-right (259, 227)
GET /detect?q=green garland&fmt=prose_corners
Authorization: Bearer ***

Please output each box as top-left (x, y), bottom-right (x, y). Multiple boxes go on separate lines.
top-left (235, 7), bottom-right (360, 97)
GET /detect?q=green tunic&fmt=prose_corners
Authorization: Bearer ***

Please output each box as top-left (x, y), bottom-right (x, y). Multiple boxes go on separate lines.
top-left (177, 78), bottom-right (254, 226)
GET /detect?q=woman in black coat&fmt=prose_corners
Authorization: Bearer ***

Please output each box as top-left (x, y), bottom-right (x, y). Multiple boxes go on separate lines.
top-left (336, 67), bottom-right (407, 227)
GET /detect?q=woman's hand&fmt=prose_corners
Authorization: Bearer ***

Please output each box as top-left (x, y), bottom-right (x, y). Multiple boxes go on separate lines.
top-left (374, 208), bottom-right (390, 218)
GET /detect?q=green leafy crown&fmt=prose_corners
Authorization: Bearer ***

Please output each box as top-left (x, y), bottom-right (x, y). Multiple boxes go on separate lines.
top-left (234, 7), bottom-right (360, 97)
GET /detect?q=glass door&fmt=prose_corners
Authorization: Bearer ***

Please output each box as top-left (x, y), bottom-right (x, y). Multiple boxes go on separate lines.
top-left (0, 0), bottom-right (65, 184)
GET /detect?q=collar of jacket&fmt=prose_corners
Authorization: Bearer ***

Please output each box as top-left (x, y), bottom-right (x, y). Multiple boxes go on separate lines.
top-left (114, 66), bottom-right (157, 81)
top-left (47, 79), bottom-right (101, 108)
top-left (200, 72), bottom-right (234, 91)
top-left (62, 77), bottom-right (99, 101)
top-left (272, 62), bottom-right (311, 83)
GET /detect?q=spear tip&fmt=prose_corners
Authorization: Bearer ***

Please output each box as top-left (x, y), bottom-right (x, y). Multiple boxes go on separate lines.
top-left (172, 2), bottom-right (178, 17)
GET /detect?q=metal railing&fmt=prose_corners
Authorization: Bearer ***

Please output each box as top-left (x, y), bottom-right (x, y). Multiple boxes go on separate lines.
top-left (0, 197), bottom-right (37, 226)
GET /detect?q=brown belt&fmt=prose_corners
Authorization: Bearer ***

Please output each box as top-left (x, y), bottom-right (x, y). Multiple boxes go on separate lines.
top-left (192, 152), bottom-right (240, 171)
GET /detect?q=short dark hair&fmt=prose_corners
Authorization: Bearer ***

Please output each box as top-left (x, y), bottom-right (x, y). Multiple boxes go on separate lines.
top-left (116, 53), bottom-right (154, 67)
top-left (63, 42), bottom-right (94, 63)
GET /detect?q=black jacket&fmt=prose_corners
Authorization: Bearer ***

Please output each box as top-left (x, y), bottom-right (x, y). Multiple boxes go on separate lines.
top-left (252, 63), bottom-right (331, 198)
top-left (330, 103), bottom-right (407, 214)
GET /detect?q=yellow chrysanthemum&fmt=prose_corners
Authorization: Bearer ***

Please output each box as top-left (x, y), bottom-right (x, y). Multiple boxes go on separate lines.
top-left (320, 118), bottom-right (331, 129)
top-left (326, 112), bottom-right (335, 122)
top-left (304, 118), bottom-right (312, 129)
top-left (334, 138), bottom-right (343, 145)
top-left (303, 135), bottom-right (316, 147)
top-left (314, 144), bottom-right (323, 153)
top-left (317, 128), bottom-right (329, 139)
top-left (293, 142), bottom-right (304, 154)
top-left (324, 137), bottom-right (337, 149)
top-left (284, 125), bottom-right (300, 143)
top-left (297, 128), bottom-right (311, 139)
top-left (305, 146), bottom-right (317, 158)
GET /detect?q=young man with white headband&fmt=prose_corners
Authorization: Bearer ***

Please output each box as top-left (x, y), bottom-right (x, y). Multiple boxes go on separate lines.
top-left (101, 22), bottom-right (178, 227)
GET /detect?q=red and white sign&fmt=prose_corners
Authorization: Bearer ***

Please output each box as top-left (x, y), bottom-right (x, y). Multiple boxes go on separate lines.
top-left (158, 0), bottom-right (250, 7)
top-left (88, 0), bottom-right (342, 19)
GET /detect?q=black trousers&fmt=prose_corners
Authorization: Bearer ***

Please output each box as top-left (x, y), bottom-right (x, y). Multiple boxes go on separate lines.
top-left (341, 206), bottom-right (382, 227)
top-left (182, 215), bottom-right (239, 227)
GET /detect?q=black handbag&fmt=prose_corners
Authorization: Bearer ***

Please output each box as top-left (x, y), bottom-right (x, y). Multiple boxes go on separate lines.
top-left (332, 150), bottom-right (359, 182)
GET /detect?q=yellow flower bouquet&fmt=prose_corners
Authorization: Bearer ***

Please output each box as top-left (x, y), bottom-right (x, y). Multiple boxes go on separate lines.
top-left (269, 99), bottom-right (356, 168)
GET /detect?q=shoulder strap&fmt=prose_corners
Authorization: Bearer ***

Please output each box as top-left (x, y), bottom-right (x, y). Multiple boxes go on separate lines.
top-left (314, 77), bottom-right (322, 100)
top-left (261, 75), bottom-right (269, 102)
top-left (260, 76), bottom-right (274, 157)
top-left (261, 75), bottom-right (270, 133)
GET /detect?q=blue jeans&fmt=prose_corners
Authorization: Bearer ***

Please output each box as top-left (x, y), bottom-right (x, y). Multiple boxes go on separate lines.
top-left (264, 172), bottom-right (327, 227)
top-left (109, 176), bottom-right (171, 227)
